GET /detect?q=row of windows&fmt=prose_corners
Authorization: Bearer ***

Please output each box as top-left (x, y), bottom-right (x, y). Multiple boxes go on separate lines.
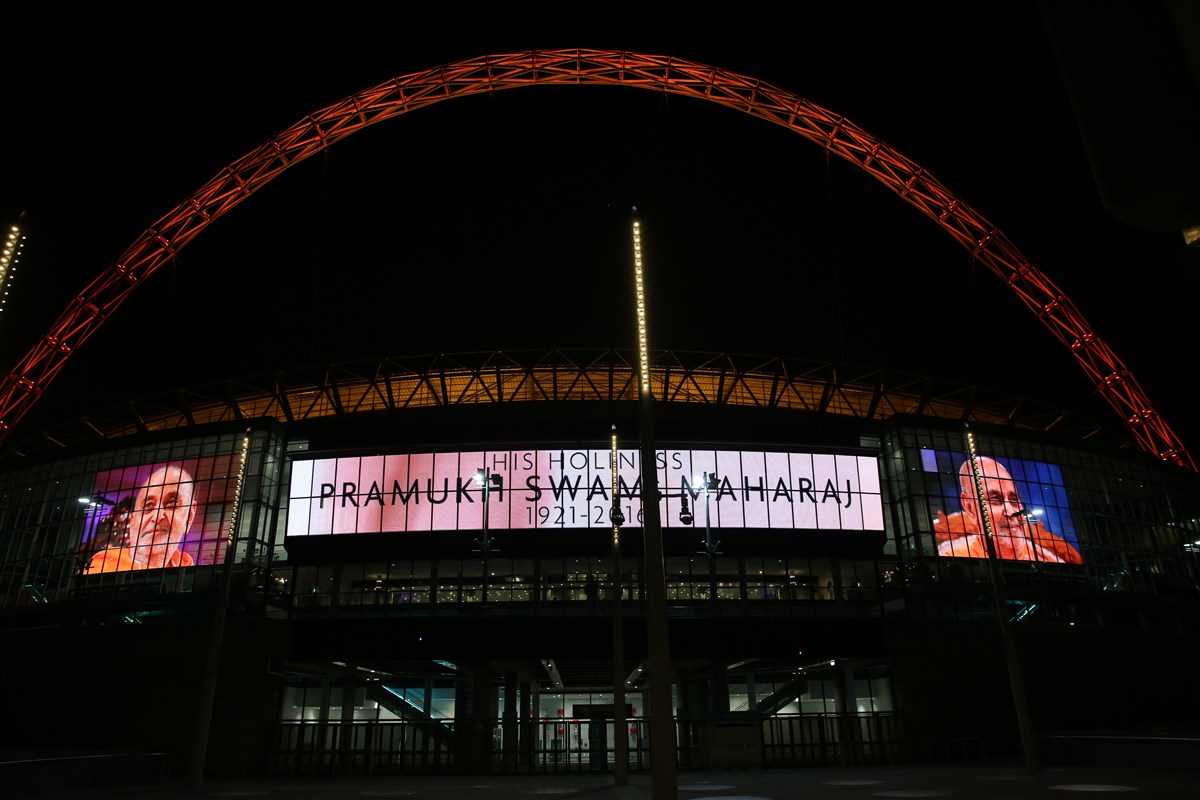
top-left (285, 555), bottom-right (882, 608)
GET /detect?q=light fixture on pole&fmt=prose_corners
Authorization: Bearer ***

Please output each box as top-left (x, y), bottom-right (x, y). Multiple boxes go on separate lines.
top-left (700, 472), bottom-right (721, 558)
top-left (474, 467), bottom-right (503, 605)
top-left (678, 494), bottom-right (693, 526)
top-left (676, 473), bottom-right (721, 556)
top-left (696, 473), bottom-right (722, 606)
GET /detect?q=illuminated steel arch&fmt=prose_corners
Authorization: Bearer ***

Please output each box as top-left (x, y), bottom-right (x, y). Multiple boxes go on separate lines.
top-left (0, 49), bottom-right (1191, 468)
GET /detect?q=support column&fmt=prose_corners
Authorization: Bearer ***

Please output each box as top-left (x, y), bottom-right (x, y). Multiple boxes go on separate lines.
top-left (675, 667), bottom-right (693, 769)
top-left (708, 660), bottom-right (729, 715)
top-left (317, 677), bottom-right (332, 773)
top-left (520, 681), bottom-right (536, 771)
top-left (472, 664), bottom-right (494, 774)
top-left (340, 667), bottom-right (357, 775)
top-left (453, 674), bottom-right (470, 773)
top-left (832, 661), bottom-right (860, 766)
top-left (502, 670), bottom-right (518, 772)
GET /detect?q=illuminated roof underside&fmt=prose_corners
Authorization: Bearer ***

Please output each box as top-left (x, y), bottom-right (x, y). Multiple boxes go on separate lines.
top-left (3, 349), bottom-right (1126, 458)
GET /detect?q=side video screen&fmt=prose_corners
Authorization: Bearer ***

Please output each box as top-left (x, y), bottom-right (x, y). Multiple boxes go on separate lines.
top-left (921, 449), bottom-right (1082, 563)
top-left (78, 455), bottom-right (242, 574)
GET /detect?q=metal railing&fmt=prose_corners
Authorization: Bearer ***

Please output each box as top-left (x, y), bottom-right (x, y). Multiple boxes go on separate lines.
top-left (269, 712), bottom-right (904, 777)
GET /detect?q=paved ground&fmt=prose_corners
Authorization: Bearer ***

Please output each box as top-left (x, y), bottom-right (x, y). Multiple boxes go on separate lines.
top-left (21, 764), bottom-right (1200, 800)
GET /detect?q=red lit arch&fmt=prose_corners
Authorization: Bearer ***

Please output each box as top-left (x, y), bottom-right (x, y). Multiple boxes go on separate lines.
top-left (0, 49), bottom-right (1191, 468)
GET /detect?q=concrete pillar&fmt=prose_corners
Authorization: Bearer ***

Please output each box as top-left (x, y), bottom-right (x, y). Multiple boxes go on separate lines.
top-left (519, 681), bottom-right (536, 771)
top-left (502, 670), bottom-right (518, 772)
top-left (471, 664), bottom-right (494, 773)
top-left (675, 667), bottom-right (693, 768)
top-left (709, 660), bottom-right (729, 715)
top-left (340, 667), bottom-right (357, 774)
top-left (317, 677), bottom-right (332, 771)
top-left (453, 672), bottom-right (472, 773)
top-left (832, 662), bottom-right (860, 766)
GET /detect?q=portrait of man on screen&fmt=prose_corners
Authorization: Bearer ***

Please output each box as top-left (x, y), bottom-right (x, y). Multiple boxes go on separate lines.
top-left (81, 463), bottom-right (199, 574)
top-left (933, 454), bottom-right (1082, 564)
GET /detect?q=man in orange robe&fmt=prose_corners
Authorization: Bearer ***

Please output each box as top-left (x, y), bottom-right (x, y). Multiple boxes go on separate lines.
top-left (934, 456), bottom-right (1082, 564)
top-left (83, 464), bottom-right (198, 573)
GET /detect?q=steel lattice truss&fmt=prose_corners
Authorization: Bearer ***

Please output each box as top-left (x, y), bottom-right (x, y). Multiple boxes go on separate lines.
top-left (2, 349), bottom-right (1127, 459)
top-left (0, 49), bottom-right (1191, 468)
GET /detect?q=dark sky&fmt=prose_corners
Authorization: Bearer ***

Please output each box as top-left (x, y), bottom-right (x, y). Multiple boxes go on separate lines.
top-left (2, 2), bottom-right (1198, 456)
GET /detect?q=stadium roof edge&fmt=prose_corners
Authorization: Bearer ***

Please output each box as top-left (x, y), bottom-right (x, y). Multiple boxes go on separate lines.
top-left (0, 349), bottom-right (1130, 463)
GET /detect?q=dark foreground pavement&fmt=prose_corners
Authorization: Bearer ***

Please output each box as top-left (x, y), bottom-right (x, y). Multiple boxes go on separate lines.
top-left (22, 764), bottom-right (1200, 800)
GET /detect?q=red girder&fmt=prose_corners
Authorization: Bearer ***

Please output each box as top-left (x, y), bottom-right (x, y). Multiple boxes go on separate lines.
top-left (0, 49), bottom-right (1192, 468)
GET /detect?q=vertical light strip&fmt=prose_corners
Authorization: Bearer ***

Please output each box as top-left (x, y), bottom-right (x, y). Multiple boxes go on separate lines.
top-left (227, 433), bottom-right (252, 550)
top-left (0, 223), bottom-right (27, 319)
top-left (631, 210), bottom-right (650, 395)
top-left (964, 431), bottom-right (995, 542)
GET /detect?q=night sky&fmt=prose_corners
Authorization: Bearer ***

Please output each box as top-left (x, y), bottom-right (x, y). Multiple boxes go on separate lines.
top-left (2, 2), bottom-right (1198, 457)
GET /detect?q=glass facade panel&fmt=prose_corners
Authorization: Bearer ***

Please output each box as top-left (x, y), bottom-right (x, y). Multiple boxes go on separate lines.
top-left (2, 417), bottom-right (1198, 779)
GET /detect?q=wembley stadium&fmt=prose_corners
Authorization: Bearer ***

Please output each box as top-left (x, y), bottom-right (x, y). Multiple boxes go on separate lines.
top-left (1, 46), bottom-right (1198, 791)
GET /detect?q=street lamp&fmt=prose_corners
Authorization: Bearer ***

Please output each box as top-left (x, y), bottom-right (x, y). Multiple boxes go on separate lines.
top-left (678, 473), bottom-right (721, 605)
top-left (699, 472), bottom-right (721, 558)
top-left (474, 467), bottom-right (503, 605)
top-left (678, 494), bottom-right (693, 526)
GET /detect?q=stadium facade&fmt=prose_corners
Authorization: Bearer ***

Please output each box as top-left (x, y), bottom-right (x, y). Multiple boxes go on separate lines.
top-left (2, 348), bottom-right (1198, 781)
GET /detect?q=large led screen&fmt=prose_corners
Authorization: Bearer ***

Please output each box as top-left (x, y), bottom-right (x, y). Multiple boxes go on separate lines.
top-left (286, 448), bottom-right (884, 536)
top-left (921, 449), bottom-right (1083, 563)
top-left (77, 455), bottom-right (243, 574)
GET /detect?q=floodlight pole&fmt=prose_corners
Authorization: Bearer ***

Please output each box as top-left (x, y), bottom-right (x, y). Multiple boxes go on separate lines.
top-left (190, 432), bottom-right (252, 788)
top-left (963, 429), bottom-right (1040, 773)
top-left (610, 426), bottom-right (629, 785)
top-left (474, 468), bottom-right (498, 605)
top-left (630, 209), bottom-right (678, 800)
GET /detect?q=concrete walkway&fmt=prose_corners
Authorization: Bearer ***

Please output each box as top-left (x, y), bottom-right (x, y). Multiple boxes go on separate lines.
top-left (23, 764), bottom-right (1200, 800)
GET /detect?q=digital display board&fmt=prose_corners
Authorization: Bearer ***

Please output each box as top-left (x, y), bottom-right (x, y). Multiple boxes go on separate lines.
top-left (286, 448), bottom-right (884, 536)
top-left (921, 449), bottom-right (1083, 563)
top-left (77, 454), bottom-right (243, 574)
